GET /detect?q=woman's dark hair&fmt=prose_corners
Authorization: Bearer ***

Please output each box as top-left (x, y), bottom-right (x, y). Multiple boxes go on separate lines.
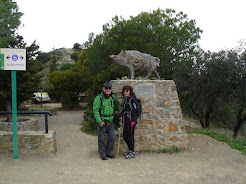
top-left (122, 85), bottom-right (134, 96)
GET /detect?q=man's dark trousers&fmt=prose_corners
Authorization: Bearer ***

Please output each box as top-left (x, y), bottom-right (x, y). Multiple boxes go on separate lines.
top-left (97, 120), bottom-right (115, 156)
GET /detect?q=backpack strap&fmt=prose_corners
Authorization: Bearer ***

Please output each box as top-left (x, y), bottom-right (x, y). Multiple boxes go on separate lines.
top-left (98, 94), bottom-right (104, 114)
top-left (99, 93), bottom-right (115, 117)
top-left (123, 97), bottom-right (133, 121)
top-left (112, 93), bottom-right (117, 106)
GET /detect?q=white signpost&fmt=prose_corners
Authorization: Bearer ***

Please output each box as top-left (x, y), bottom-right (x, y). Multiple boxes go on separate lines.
top-left (0, 48), bottom-right (26, 71)
top-left (0, 48), bottom-right (26, 159)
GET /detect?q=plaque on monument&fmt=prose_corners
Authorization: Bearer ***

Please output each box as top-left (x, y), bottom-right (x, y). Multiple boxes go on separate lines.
top-left (135, 85), bottom-right (155, 97)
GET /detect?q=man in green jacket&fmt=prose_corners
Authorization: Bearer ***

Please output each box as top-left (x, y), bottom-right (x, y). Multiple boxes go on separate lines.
top-left (93, 82), bottom-right (120, 160)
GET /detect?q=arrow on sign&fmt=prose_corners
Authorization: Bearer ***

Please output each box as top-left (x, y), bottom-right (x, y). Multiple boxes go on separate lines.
top-left (20, 56), bottom-right (24, 60)
top-left (6, 55), bottom-right (10, 60)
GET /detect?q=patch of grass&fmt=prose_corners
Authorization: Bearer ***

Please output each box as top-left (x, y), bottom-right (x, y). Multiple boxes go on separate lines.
top-left (59, 104), bottom-right (87, 111)
top-left (187, 128), bottom-right (246, 155)
top-left (55, 107), bottom-right (63, 111)
top-left (81, 121), bottom-right (97, 136)
top-left (183, 117), bottom-right (200, 124)
top-left (210, 127), bottom-right (246, 141)
top-left (32, 106), bottom-right (51, 109)
top-left (139, 146), bottom-right (182, 154)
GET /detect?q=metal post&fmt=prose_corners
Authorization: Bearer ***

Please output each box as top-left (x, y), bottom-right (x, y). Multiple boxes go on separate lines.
top-left (11, 70), bottom-right (18, 159)
top-left (41, 90), bottom-right (43, 107)
top-left (45, 113), bottom-right (48, 133)
top-left (0, 54), bottom-right (4, 70)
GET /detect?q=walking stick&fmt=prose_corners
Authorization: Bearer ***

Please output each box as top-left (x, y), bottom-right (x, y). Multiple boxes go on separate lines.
top-left (117, 119), bottom-right (123, 157)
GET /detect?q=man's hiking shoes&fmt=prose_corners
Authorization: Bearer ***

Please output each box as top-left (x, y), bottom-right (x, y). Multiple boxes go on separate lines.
top-left (100, 155), bottom-right (108, 160)
top-left (125, 151), bottom-right (136, 159)
top-left (100, 153), bottom-right (115, 160)
top-left (101, 152), bottom-right (136, 160)
top-left (106, 153), bottom-right (115, 158)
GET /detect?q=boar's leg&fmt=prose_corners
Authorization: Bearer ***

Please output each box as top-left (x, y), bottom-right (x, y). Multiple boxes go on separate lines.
top-left (145, 70), bottom-right (153, 79)
top-left (154, 70), bottom-right (160, 79)
top-left (128, 66), bottom-right (135, 79)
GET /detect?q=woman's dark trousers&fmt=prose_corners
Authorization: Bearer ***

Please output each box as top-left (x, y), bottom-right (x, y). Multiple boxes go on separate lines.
top-left (123, 121), bottom-right (136, 152)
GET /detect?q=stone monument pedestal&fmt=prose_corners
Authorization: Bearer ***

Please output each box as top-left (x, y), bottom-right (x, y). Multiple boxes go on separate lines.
top-left (111, 80), bottom-right (188, 151)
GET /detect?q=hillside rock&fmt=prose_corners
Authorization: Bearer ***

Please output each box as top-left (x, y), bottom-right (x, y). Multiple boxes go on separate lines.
top-left (51, 48), bottom-right (75, 67)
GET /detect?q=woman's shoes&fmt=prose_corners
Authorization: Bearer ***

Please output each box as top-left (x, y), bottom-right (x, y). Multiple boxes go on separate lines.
top-left (124, 151), bottom-right (130, 156)
top-left (125, 150), bottom-right (136, 159)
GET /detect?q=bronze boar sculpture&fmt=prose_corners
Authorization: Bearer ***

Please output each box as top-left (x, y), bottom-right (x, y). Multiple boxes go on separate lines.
top-left (109, 50), bottom-right (160, 80)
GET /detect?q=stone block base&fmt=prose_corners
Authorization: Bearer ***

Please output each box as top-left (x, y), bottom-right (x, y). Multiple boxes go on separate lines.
top-left (111, 80), bottom-right (188, 151)
top-left (113, 129), bottom-right (188, 156)
top-left (0, 130), bottom-right (57, 156)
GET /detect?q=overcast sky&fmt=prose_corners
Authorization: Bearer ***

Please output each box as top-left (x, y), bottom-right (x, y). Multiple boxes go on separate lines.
top-left (16, 0), bottom-right (246, 53)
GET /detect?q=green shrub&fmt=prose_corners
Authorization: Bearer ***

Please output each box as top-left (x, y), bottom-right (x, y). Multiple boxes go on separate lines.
top-left (81, 120), bottom-right (97, 136)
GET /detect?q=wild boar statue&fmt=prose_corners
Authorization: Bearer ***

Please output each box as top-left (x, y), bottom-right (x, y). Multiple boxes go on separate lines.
top-left (109, 50), bottom-right (160, 80)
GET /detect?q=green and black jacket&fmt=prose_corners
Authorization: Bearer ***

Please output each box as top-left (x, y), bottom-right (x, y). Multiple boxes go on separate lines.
top-left (93, 92), bottom-right (119, 125)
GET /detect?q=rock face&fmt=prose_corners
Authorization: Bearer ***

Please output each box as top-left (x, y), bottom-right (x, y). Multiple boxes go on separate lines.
top-left (53, 48), bottom-right (75, 67)
top-left (111, 80), bottom-right (188, 151)
top-left (109, 50), bottom-right (160, 79)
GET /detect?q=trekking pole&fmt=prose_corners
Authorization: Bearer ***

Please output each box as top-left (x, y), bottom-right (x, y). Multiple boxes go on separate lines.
top-left (117, 119), bottom-right (123, 157)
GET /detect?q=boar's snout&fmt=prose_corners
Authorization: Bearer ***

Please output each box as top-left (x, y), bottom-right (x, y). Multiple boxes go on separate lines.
top-left (109, 54), bottom-right (116, 59)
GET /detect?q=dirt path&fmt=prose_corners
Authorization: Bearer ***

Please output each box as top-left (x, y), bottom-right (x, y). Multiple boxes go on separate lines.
top-left (0, 110), bottom-right (246, 184)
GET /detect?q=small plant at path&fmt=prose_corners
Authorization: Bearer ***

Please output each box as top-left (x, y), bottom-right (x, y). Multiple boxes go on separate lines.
top-left (139, 146), bottom-right (182, 154)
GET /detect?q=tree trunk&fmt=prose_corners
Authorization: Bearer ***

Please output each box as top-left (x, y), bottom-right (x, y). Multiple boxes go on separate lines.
top-left (61, 95), bottom-right (79, 109)
top-left (199, 118), bottom-right (205, 128)
top-left (205, 112), bottom-right (210, 129)
top-left (233, 119), bottom-right (244, 139)
top-left (233, 107), bottom-right (246, 139)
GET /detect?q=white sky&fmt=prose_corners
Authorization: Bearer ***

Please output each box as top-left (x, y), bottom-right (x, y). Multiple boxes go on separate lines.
top-left (16, 0), bottom-right (246, 53)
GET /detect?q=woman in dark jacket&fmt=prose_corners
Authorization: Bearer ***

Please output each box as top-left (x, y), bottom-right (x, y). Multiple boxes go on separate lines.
top-left (120, 85), bottom-right (139, 159)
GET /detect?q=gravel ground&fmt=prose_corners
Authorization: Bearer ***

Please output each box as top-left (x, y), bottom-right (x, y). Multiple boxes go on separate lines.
top-left (0, 107), bottom-right (246, 184)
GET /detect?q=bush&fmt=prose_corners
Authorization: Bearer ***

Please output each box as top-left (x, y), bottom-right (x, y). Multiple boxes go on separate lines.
top-left (81, 120), bottom-right (97, 135)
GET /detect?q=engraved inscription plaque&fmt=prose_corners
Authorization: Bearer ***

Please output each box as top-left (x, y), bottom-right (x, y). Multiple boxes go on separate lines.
top-left (135, 85), bottom-right (155, 97)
